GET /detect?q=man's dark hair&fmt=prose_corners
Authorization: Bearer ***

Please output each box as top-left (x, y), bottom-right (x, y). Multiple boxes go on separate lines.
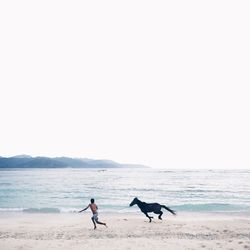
top-left (90, 198), bottom-right (94, 203)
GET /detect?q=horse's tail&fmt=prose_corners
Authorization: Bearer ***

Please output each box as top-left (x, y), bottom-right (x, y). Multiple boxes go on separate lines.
top-left (161, 205), bottom-right (176, 215)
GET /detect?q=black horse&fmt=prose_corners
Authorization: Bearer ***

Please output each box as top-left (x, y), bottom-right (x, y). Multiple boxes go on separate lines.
top-left (129, 197), bottom-right (176, 222)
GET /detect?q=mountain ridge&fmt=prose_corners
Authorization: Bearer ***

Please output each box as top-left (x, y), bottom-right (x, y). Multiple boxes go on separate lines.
top-left (0, 155), bottom-right (149, 169)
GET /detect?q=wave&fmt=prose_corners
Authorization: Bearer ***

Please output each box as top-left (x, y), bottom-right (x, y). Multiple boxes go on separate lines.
top-left (172, 203), bottom-right (250, 212)
top-left (0, 208), bottom-right (24, 212)
top-left (0, 207), bottom-right (61, 213)
top-left (1, 203), bottom-right (250, 214)
top-left (23, 208), bottom-right (61, 213)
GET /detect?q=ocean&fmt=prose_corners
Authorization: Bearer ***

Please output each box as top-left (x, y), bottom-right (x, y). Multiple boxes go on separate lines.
top-left (0, 168), bottom-right (249, 214)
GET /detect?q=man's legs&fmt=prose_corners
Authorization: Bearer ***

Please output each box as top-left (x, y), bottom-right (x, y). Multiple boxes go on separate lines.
top-left (91, 217), bottom-right (97, 229)
top-left (92, 213), bottom-right (107, 229)
top-left (96, 220), bottom-right (107, 227)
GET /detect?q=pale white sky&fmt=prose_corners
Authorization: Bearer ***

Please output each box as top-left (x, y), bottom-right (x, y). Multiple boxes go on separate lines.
top-left (0, 1), bottom-right (249, 168)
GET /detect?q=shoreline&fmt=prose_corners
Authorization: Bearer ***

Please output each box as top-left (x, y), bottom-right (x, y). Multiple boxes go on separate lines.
top-left (1, 212), bottom-right (250, 249)
top-left (1, 210), bottom-right (250, 217)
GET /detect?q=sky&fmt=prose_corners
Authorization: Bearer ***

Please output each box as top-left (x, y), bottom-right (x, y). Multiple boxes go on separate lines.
top-left (0, 1), bottom-right (249, 168)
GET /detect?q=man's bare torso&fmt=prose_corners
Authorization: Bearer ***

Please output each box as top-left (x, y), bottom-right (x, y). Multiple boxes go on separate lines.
top-left (90, 203), bottom-right (97, 214)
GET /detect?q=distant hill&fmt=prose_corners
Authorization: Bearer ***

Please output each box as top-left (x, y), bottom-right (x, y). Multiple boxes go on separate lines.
top-left (0, 155), bottom-right (149, 169)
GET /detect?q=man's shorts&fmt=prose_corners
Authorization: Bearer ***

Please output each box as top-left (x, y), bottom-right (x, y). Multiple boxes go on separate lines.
top-left (91, 213), bottom-right (98, 222)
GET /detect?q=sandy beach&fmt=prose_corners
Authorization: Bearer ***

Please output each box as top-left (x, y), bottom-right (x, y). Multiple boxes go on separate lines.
top-left (0, 212), bottom-right (250, 250)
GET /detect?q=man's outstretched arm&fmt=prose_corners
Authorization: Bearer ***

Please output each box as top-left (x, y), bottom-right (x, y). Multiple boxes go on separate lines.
top-left (78, 205), bottom-right (89, 213)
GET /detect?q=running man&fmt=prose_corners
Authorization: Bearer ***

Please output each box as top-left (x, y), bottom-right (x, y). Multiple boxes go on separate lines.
top-left (78, 198), bottom-right (107, 229)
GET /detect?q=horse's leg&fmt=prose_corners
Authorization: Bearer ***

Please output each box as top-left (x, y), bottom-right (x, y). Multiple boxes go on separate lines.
top-left (154, 210), bottom-right (163, 220)
top-left (143, 212), bottom-right (152, 222)
top-left (158, 211), bottom-right (163, 220)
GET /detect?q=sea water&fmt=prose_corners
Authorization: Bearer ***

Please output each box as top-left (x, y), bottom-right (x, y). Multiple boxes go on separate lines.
top-left (0, 168), bottom-right (249, 213)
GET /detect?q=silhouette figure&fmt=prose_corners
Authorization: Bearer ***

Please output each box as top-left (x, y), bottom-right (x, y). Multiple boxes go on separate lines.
top-left (129, 197), bottom-right (176, 222)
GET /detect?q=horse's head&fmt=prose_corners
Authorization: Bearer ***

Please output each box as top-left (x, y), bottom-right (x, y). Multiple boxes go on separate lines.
top-left (129, 197), bottom-right (139, 207)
